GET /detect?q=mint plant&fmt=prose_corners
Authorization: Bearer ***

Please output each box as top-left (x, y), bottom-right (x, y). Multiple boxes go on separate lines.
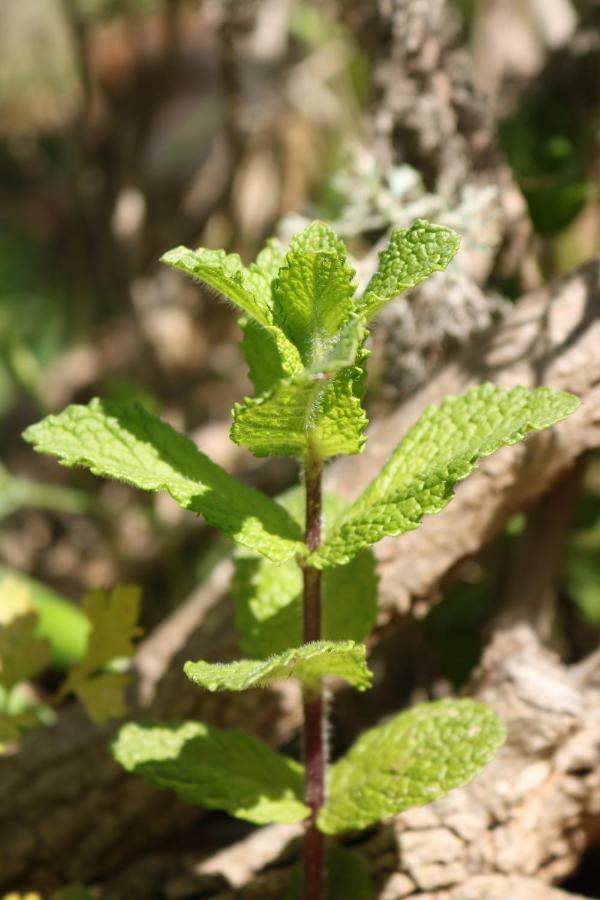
top-left (23, 220), bottom-right (580, 898)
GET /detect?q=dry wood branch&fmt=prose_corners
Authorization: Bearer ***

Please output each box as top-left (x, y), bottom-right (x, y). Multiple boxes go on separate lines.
top-left (110, 627), bottom-right (598, 900)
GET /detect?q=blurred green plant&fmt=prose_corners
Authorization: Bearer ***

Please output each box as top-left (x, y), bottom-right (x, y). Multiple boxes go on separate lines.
top-left (0, 578), bottom-right (142, 750)
top-left (0, 462), bottom-right (94, 523)
top-left (0, 567), bottom-right (89, 667)
top-left (565, 509), bottom-right (600, 626)
top-left (500, 93), bottom-right (591, 236)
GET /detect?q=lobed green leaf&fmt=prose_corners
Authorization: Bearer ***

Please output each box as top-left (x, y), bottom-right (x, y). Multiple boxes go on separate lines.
top-left (23, 399), bottom-right (304, 563)
top-left (313, 384), bottom-right (581, 567)
top-left (184, 640), bottom-right (372, 692)
top-left (317, 699), bottom-right (506, 834)
top-left (59, 585), bottom-right (142, 723)
top-left (358, 220), bottom-right (460, 320)
top-left (113, 720), bottom-right (309, 825)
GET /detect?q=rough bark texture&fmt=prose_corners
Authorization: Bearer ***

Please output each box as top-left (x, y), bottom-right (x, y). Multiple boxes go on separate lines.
top-left (98, 626), bottom-right (600, 900)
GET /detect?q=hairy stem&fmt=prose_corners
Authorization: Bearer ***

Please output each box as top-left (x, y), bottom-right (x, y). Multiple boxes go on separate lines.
top-left (302, 450), bottom-right (326, 900)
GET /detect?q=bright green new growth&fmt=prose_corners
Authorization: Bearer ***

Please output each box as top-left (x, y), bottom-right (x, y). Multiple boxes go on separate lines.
top-left (23, 218), bottom-right (581, 893)
top-left (112, 721), bottom-right (309, 825)
top-left (184, 640), bottom-right (372, 693)
top-left (318, 699), bottom-right (505, 833)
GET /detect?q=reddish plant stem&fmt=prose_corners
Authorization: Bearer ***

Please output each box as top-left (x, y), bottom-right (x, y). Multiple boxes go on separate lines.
top-left (302, 451), bottom-right (326, 900)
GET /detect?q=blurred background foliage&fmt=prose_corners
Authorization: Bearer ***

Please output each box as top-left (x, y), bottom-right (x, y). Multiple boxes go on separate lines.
top-left (0, 0), bottom-right (598, 768)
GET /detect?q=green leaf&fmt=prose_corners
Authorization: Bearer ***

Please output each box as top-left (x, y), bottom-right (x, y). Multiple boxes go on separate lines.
top-left (313, 384), bottom-right (581, 567)
top-left (240, 317), bottom-right (302, 396)
top-left (70, 672), bottom-right (129, 724)
top-left (234, 488), bottom-right (377, 657)
top-left (233, 489), bottom-right (377, 656)
top-left (79, 584), bottom-right (142, 672)
top-left (163, 239), bottom-right (303, 398)
top-left (0, 581), bottom-right (51, 690)
top-left (234, 222), bottom-right (367, 457)
top-left (23, 399), bottom-right (305, 563)
top-left (60, 585), bottom-right (142, 723)
top-left (234, 548), bottom-right (377, 658)
top-left (245, 238), bottom-right (288, 308)
top-left (317, 699), bottom-right (506, 834)
top-left (286, 845), bottom-right (373, 900)
top-left (231, 364), bottom-right (367, 459)
top-left (358, 220), bottom-right (460, 320)
top-left (288, 219), bottom-right (351, 258)
top-left (161, 246), bottom-right (272, 327)
top-left (184, 640), bottom-right (372, 692)
top-left (272, 249), bottom-right (356, 366)
top-left (0, 715), bottom-right (22, 747)
top-left (112, 720), bottom-right (309, 825)
top-left (0, 567), bottom-right (89, 668)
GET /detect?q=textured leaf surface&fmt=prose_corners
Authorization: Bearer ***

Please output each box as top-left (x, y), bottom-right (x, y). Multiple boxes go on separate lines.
top-left (163, 240), bottom-right (302, 398)
top-left (23, 399), bottom-right (304, 562)
top-left (184, 640), bottom-right (371, 692)
top-left (318, 699), bottom-right (506, 834)
top-left (240, 317), bottom-right (301, 395)
top-left (234, 489), bottom-right (377, 656)
top-left (231, 366), bottom-right (367, 458)
top-left (313, 384), bottom-right (580, 567)
top-left (245, 238), bottom-right (287, 308)
top-left (288, 220), bottom-right (351, 258)
top-left (161, 246), bottom-right (272, 326)
top-left (113, 721), bottom-right (309, 825)
top-left (358, 220), bottom-right (460, 320)
top-left (60, 585), bottom-right (142, 723)
top-left (233, 222), bottom-right (366, 458)
top-left (272, 249), bottom-right (356, 366)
